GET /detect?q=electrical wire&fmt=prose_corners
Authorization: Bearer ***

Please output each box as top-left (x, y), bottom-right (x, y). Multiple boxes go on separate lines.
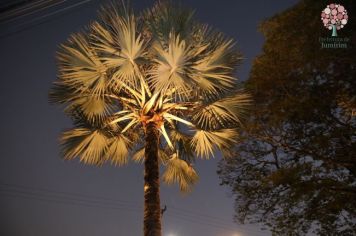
top-left (0, 0), bottom-right (44, 14)
top-left (1, 0), bottom-right (51, 21)
top-left (0, 0), bottom-right (94, 39)
top-left (0, 0), bottom-right (66, 24)
top-left (0, 182), bottom-right (266, 235)
top-left (0, 189), bottom-right (143, 213)
top-left (168, 207), bottom-right (264, 236)
top-left (0, 189), bottom-right (248, 235)
top-left (0, 181), bottom-right (137, 206)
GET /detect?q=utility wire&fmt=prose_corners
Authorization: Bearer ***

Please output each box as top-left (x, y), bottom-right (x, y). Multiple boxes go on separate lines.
top-left (0, 0), bottom-right (66, 24)
top-left (0, 188), bottom-right (240, 234)
top-left (0, 181), bottom-right (137, 206)
top-left (1, 189), bottom-right (249, 235)
top-left (165, 212), bottom-right (250, 235)
top-left (167, 207), bottom-right (264, 235)
top-left (0, 0), bottom-right (46, 17)
top-left (0, 189), bottom-right (143, 213)
top-left (0, 188), bottom-right (142, 210)
top-left (0, 0), bottom-right (94, 39)
top-left (0, 0), bottom-right (41, 14)
top-left (0, 182), bottom-right (265, 235)
top-left (1, 0), bottom-right (51, 21)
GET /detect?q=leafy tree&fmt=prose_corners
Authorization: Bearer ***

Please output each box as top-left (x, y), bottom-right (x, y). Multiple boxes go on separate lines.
top-left (218, 0), bottom-right (356, 235)
top-left (49, 1), bottom-right (250, 235)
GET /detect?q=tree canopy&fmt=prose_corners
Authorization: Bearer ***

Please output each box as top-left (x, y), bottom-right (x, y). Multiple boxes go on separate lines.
top-left (218, 0), bottom-right (356, 235)
top-left (50, 2), bottom-right (250, 234)
top-left (50, 1), bottom-right (250, 192)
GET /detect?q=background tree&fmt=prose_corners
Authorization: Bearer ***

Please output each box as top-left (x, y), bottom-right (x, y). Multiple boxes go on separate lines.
top-left (50, 1), bottom-right (250, 236)
top-left (218, 0), bottom-right (356, 235)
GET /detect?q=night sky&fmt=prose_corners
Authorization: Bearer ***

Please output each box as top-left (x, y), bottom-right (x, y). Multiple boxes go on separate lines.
top-left (0, 1), bottom-right (298, 235)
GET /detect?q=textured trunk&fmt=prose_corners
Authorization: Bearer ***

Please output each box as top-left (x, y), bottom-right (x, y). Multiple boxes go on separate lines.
top-left (143, 122), bottom-right (162, 236)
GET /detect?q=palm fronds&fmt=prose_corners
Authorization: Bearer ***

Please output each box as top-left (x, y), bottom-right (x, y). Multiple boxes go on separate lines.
top-left (191, 129), bottom-right (238, 158)
top-left (60, 128), bottom-right (132, 166)
top-left (60, 128), bottom-right (109, 165)
top-left (50, 0), bottom-right (250, 192)
top-left (192, 92), bottom-right (252, 129)
top-left (162, 154), bottom-right (198, 192)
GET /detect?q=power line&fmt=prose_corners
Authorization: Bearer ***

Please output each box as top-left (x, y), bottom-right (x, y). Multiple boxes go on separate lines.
top-left (0, 0), bottom-right (94, 39)
top-left (0, 182), bottom-right (266, 235)
top-left (0, 189), bottom-right (246, 235)
top-left (0, 0), bottom-right (66, 24)
top-left (168, 207), bottom-right (264, 235)
top-left (170, 205), bottom-right (235, 224)
top-left (0, 181), bottom-right (137, 206)
top-left (165, 212), bottom-right (246, 235)
top-left (0, 0), bottom-right (45, 16)
top-left (0, 190), bottom-right (143, 213)
top-left (0, 0), bottom-right (51, 22)
top-left (0, 188), bottom-right (142, 210)
top-left (0, 0), bottom-right (38, 14)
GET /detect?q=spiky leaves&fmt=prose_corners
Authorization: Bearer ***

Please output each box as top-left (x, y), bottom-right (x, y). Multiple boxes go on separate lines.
top-left (191, 129), bottom-right (239, 158)
top-left (149, 35), bottom-right (193, 96)
top-left (107, 135), bottom-right (131, 166)
top-left (148, 31), bottom-right (242, 100)
top-left (52, 33), bottom-right (113, 122)
top-left (191, 27), bottom-right (243, 98)
top-left (162, 155), bottom-right (199, 192)
top-left (91, 3), bottom-right (146, 89)
top-left (50, 1), bottom-right (250, 193)
top-left (192, 92), bottom-right (252, 130)
top-left (57, 33), bottom-right (108, 95)
top-left (169, 128), bottom-right (194, 161)
top-left (60, 128), bottom-right (131, 166)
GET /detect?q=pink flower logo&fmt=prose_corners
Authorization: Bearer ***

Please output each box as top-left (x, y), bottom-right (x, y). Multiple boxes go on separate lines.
top-left (321, 3), bottom-right (348, 36)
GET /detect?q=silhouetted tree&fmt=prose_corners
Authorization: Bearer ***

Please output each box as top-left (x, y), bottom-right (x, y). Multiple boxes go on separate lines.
top-left (218, 0), bottom-right (356, 235)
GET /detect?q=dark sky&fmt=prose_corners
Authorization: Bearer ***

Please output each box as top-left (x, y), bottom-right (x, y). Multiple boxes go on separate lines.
top-left (0, 0), bottom-right (298, 235)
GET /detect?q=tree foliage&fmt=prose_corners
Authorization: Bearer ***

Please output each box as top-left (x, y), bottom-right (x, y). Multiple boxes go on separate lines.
top-left (218, 0), bottom-right (356, 235)
top-left (50, 0), bottom-right (249, 192)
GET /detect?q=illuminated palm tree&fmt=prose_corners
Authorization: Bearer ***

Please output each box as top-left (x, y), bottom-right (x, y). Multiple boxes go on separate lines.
top-left (49, 1), bottom-right (250, 236)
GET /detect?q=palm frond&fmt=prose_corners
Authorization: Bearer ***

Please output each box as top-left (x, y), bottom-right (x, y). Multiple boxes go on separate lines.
top-left (163, 112), bottom-right (194, 127)
top-left (149, 34), bottom-right (193, 97)
top-left (60, 128), bottom-right (109, 165)
top-left (169, 128), bottom-right (194, 161)
top-left (77, 95), bottom-right (112, 122)
top-left (106, 135), bottom-right (131, 166)
top-left (191, 129), bottom-right (238, 158)
top-left (191, 26), bottom-right (243, 95)
top-left (162, 155), bottom-right (198, 192)
top-left (192, 91), bottom-right (251, 129)
top-left (49, 82), bottom-right (114, 123)
top-left (160, 124), bottom-right (174, 149)
top-left (109, 110), bottom-right (140, 134)
top-left (49, 81), bottom-right (75, 104)
top-left (57, 33), bottom-right (108, 95)
top-left (92, 3), bottom-right (146, 89)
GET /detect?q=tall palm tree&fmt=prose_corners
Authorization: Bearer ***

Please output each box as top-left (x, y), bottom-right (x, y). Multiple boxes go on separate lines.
top-left (50, 1), bottom-right (250, 235)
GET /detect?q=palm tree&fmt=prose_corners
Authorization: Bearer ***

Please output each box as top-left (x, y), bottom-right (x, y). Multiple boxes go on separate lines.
top-left (49, 1), bottom-right (250, 236)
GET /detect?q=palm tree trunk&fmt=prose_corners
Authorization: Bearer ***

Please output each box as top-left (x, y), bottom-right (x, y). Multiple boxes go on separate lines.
top-left (143, 122), bottom-right (162, 236)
